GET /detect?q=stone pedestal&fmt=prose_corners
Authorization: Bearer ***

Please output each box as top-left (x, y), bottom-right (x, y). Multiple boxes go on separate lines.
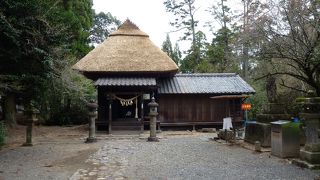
top-left (22, 108), bottom-right (39, 146)
top-left (245, 103), bottom-right (290, 147)
top-left (292, 95), bottom-right (320, 169)
top-left (148, 116), bottom-right (159, 142)
top-left (245, 121), bottom-right (271, 147)
top-left (299, 113), bottom-right (320, 166)
top-left (86, 101), bottom-right (98, 143)
top-left (147, 97), bottom-right (159, 142)
top-left (300, 144), bottom-right (320, 164)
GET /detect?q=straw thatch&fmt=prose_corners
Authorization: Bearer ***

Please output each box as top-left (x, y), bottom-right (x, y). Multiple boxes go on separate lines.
top-left (72, 19), bottom-right (178, 74)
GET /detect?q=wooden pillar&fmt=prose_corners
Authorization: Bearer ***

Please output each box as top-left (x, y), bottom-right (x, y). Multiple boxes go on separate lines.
top-left (141, 97), bottom-right (144, 132)
top-left (135, 96), bottom-right (138, 118)
top-left (108, 96), bottom-right (112, 134)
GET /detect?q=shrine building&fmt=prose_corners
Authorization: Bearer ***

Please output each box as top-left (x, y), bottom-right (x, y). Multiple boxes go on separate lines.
top-left (73, 20), bottom-right (255, 133)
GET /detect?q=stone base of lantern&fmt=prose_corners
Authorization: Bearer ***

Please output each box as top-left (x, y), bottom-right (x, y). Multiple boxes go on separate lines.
top-left (85, 137), bottom-right (97, 143)
top-left (301, 143), bottom-right (320, 163)
top-left (22, 142), bottom-right (33, 147)
top-left (147, 136), bottom-right (159, 142)
top-left (292, 158), bottom-right (320, 170)
top-left (292, 143), bottom-right (320, 169)
top-left (22, 122), bottom-right (34, 147)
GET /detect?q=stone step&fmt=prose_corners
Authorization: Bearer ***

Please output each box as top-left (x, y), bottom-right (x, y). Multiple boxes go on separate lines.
top-left (111, 125), bottom-right (141, 131)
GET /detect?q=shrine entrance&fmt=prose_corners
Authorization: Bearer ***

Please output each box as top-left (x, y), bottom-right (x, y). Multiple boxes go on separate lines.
top-left (95, 77), bottom-right (157, 134)
top-left (111, 94), bottom-right (142, 131)
top-left (104, 92), bottom-right (154, 133)
top-left (112, 94), bottom-right (141, 119)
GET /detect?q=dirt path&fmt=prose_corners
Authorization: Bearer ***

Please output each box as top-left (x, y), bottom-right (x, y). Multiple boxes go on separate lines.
top-left (0, 125), bottom-right (105, 180)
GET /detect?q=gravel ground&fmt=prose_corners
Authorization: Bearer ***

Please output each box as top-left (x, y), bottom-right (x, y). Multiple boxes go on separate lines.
top-left (1, 129), bottom-right (319, 180)
top-left (125, 135), bottom-right (319, 180)
top-left (71, 132), bottom-right (319, 180)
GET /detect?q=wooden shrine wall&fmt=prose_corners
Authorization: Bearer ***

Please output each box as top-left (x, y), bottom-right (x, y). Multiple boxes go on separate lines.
top-left (158, 94), bottom-right (242, 124)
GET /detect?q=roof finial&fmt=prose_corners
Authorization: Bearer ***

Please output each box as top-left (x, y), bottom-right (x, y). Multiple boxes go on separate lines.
top-left (118, 19), bottom-right (140, 30)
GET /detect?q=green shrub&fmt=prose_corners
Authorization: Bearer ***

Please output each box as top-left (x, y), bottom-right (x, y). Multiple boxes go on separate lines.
top-left (0, 121), bottom-right (6, 147)
top-left (50, 103), bottom-right (89, 126)
top-left (37, 70), bottom-right (96, 126)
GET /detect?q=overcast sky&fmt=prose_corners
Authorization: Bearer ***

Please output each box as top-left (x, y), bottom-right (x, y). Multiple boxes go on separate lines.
top-left (92, 0), bottom-right (242, 52)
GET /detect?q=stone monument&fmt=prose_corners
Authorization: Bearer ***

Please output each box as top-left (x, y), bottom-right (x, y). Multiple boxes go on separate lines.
top-left (245, 76), bottom-right (290, 147)
top-left (23, 104), bottom-right (39, 146)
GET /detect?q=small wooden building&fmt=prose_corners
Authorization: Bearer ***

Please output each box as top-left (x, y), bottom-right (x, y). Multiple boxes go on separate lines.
top-left (73, 20), bottom-right (255, 133)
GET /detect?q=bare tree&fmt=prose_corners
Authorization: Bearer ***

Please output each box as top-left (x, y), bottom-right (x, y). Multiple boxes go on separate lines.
top-left (258, 0), bottom-right (320, 96)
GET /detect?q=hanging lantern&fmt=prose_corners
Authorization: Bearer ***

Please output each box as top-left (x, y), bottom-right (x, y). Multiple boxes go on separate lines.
top-left (241, 103), bottom-right (252, 110)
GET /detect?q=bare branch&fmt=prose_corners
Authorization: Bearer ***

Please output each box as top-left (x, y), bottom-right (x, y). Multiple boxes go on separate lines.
top-left (255, 72), bottom-right (308, 83)
top-left (279, 78), bottom-right (308, 93)
top-left (166, 26), bottom-right (188, 33)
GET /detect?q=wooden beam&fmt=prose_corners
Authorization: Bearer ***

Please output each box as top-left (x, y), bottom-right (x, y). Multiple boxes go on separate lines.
top-left (210, 95), bottom-right (250, 99)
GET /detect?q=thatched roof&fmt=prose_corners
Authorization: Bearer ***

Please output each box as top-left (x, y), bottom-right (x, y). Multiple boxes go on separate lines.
top-left (72, 19), bottom-right (178, 75)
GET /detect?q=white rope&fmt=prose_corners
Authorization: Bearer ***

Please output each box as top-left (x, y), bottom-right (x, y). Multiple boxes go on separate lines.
top-left (112, 94), bottom-right (140, 106)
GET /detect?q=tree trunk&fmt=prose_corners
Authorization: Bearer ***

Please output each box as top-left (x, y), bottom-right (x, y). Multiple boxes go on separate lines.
top-left (314, 82), bottom-right (320, 97)
top-left (3, 93), bottom-right (16, 127)
top-left (242, 0), bottom-right (249, 81)
top-left (222, 0), bottom-right (229, 72)
top-left (266, 75), bottom-right (277, 103)
top-left (187, 0), bottom-right (199, 72)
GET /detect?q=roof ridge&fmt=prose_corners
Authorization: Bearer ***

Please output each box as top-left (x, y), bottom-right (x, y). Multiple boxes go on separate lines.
top-left (175, 73), bottom-right (237, 77)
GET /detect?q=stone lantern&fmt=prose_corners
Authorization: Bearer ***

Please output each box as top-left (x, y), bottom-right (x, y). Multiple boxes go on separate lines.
top-left (23, 106), bottom-right (39, 146)
top-left (148, 96), bottom-right (159, 142)
top-left (86, 100), bottom-right (98, 143)
top-left (294, 91), bottom-right (320, 168)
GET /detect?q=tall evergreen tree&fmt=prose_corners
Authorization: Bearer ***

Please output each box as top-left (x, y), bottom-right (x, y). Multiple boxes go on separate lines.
top-left (206, 0), bottom-right (235, 73)
top-left (90, 12), bottom-right (121, 45)
top-left (0, 0), bottom-right (95, 126)
top-left (164, 0), bottom-right (200, 72)
top-left (172, 42), bottom-right (182, 66)
top-left (181, 31), bottom-right (208, 72)
top-left (162, 34), bottom-right (174, 59)
top-left (162, 34), bottom-right (182, 66)
top-left (206, 28), bottom-right (238, 72)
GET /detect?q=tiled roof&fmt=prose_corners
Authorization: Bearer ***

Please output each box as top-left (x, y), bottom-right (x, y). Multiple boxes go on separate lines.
top-left (158, 73), bottom-right (255, 94)
top-left (95, 77), bottom-right (156, 86)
